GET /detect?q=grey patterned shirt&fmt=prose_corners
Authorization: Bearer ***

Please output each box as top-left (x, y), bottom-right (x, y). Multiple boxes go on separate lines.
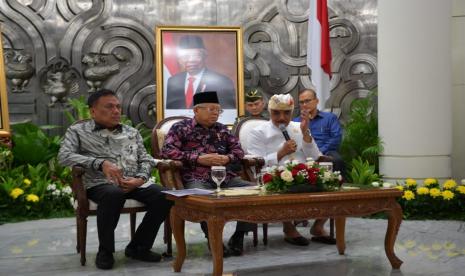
top-left (58, 120), bottom-right (156, 189)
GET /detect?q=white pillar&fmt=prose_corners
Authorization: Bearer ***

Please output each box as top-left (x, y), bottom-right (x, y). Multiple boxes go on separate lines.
top-left (378, 0), bottom-right (452, 182)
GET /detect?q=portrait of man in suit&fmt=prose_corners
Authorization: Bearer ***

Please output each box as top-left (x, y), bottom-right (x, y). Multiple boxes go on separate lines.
top-left (165, 35), bottom-right (236, 109)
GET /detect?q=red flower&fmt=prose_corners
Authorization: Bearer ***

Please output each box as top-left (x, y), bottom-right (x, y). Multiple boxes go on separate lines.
top-left (263, 173), bottom-right (273, 183)
top-left (307, 168), bottom-right (319, 185)
top-left (291, 163), bottom-right (307, 176)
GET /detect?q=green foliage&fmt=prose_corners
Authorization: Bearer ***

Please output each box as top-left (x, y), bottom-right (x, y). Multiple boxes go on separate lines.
top-left (0, 145), bottom-right (13, 170)
top-left (340, 90), bottom-right (383, 183)
top-left (0, 160), bottom-right (73, 224)
top-left (11, 122), bottom-right (62, 166)
top-left (64, 95), bottom-right (91, 123)
top-left (348, 157), bottom-right (380, 185)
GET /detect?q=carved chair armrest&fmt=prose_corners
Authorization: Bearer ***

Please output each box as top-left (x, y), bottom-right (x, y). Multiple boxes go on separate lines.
top-left (156, 159), bottom-right (185, 190)
top-left (71, 166), bottom-right (89, 216)
top-left (241, 156), bottom-right (265, 182)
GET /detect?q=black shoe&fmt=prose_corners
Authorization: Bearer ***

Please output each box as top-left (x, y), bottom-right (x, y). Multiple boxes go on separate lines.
top-left (95, 250), bottom-right (114, 270)
top-left (207, 239), bottom-right (234, 258)
top-left (125, 246), bottom-right (162, 262)
top-left (227, 231), bottom-right (245, 256)
top-left (284, 236), bottom-right (310, 246)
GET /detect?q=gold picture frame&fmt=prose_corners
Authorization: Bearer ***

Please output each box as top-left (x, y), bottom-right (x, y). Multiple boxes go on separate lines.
top-left (155, 26), bottom-right (244, 125)
top-left (0, 25), bottom-right (11, 139)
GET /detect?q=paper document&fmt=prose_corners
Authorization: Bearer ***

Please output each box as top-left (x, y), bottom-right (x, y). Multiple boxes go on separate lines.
top-left (161, 188), bottom-right (214, 197)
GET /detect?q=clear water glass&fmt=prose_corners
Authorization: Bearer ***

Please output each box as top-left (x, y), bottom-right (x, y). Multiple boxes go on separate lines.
top-left (319, 162), bottom-right (333, 173)
top-left (257, 168), bottom-right (267, 189)
top-left (211, 166), bottom-right (226, 193)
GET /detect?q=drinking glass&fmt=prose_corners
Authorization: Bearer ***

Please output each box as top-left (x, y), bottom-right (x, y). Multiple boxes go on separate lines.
top-left (319, 162), bottom-right (333, 173)
top-left (257, 168), bottom-right (268, 189)
top-left (211, 166), bottom-right (226, 193)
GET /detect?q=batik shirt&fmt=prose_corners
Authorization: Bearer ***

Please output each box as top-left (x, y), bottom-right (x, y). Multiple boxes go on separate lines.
top-left (58, 120), bottom-right (155, 189)
top-left (161, 118), bottom-right (244, 183)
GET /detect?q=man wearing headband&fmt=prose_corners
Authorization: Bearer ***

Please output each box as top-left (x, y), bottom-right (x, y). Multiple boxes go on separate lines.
top-left (162, 91), bottom-right (255, 257)
top-left (166, 35), bottom-right (236, 109)
top-left (247, 93), bottom-right (332, 246)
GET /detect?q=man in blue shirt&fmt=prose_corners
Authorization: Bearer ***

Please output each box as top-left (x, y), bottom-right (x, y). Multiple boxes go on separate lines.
top-left (293, 88), bottom-right (344, 176)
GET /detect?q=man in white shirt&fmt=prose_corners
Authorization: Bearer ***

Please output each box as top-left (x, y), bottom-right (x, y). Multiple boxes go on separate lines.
top-left (247, 93), bottom-right (334, 246)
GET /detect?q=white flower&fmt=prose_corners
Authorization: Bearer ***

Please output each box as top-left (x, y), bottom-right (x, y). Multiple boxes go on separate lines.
top-left (338, 175), bottom-right (343, 181)
top-left (372, 182), bottom-right (380, 187)
top-left (383, 182), bottom-right (393, 188)
top-left (52, 190), bottom-right (61, 196)
top-left (278, 165), bottom-right (285, 171)
top-left (69, 197), bottom-right (75, 206)
top-left (291, 160), bottom-right (299, 165)
top-left (280, 170), bottom-right (294, 182)
top-left (306, 160), bottom-right (315, 167)
top-left (284, 160), bottom-right (291, 165)
top-left (270, 165), bottom-right (277, 172)
top-left (323, 171), bottom-right (332, 181)
top-left (47, 184), bottom-right (56, 191)
top-left (62, 186), bottom-right (72, 195)
top-left (461, 179), bottom-right (465, 185)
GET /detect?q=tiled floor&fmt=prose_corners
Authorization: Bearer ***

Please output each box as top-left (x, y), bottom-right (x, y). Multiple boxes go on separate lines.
top-left (1, 215), bottom-right (464, 275)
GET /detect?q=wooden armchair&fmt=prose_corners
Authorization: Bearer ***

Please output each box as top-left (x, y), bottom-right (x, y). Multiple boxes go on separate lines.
top-left (151, 116), bottom-right (264, 254)
top-left (71, 166), bottom-right (147, 266)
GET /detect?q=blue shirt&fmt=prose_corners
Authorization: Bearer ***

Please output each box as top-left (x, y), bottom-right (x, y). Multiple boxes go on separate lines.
top-left (293, 110), bottom-right (342, 154)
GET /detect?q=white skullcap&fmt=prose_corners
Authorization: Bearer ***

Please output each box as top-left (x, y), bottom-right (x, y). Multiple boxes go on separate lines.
top-left (268, 94), bottom-right (294, 110)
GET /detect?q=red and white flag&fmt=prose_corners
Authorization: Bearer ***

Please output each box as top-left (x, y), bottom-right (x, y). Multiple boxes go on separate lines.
top-left (307, 0), bottom-right (332, 109)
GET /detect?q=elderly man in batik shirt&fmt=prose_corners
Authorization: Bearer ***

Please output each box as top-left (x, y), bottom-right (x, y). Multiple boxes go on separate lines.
top-left (162, 91), bottom-right (255, 257)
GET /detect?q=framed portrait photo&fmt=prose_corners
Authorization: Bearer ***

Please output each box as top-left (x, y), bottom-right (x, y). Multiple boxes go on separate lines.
top-left (155, 26), bottom-right (244, 125)
top-left (0, 25), bottom-right (11, 139)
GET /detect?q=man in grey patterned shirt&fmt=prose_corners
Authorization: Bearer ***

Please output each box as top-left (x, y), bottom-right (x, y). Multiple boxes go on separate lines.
top-left (58, 89), bottom-right (172, 270)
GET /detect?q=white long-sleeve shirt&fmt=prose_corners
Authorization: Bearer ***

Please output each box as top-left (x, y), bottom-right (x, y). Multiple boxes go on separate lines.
top-left (246, 121), bottom-right (321, 166)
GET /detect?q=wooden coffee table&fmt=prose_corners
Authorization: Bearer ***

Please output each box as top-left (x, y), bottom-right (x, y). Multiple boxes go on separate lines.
top-left (167, 188), bottom-right (403, 276)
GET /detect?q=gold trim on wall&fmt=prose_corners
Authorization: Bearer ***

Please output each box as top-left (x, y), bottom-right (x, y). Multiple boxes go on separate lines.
top-left (155, 25), bottom-right (244, 125)
top-left (0, 24), bottom-right (11, 138)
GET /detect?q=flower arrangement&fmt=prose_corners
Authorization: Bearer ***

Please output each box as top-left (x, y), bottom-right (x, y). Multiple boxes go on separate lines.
top-left (262, 158), bottom-right (342, 193)
top-left (395, 178), bottom-right (465, 220)
top-left (0, 156), bottom-right (74, 222)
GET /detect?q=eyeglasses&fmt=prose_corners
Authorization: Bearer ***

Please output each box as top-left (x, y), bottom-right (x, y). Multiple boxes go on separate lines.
top-left (298, 99), bottom-right (315, 105)
top-left (197, 106), bottom-right (224, 114)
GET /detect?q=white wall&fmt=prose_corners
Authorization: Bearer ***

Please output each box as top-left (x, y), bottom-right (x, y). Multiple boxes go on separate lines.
top-left (452, 0), bottom-right (465, 181)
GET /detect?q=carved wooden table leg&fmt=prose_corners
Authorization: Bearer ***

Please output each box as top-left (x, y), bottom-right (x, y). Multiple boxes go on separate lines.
top-left (385, 202), bottom-right (403, 269)
top-left (335, 217), bottom-right (346, 255)
top-left (171, 207), bottom-right (186, 272)
top-left (207, 216), bottom-right (225, 276)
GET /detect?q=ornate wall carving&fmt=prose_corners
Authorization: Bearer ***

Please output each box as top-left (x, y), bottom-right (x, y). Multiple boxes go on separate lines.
top-left (1, 0), bottom-right (377, 130)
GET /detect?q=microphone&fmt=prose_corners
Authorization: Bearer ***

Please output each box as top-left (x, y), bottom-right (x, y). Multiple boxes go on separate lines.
top-left (278, 124), bottom-right (291, 141)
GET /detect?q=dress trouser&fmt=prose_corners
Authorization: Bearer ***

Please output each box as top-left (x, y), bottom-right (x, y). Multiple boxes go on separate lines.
top-left (185, 177), bottom-right (256, 235)
top-left (87, 184), bottom-right (173, 253)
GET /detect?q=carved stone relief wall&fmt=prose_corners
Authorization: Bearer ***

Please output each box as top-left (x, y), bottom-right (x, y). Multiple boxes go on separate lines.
top-left (0, 0), bottom-right (377, 131)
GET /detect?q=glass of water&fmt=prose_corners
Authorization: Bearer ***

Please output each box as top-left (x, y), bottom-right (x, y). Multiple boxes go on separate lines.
top-left (257, 168), bottom-right (267, 188)
top-left (211, 166), bottom-right (226, 193)
top-left (319, 162), bottom-right (333, 173)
